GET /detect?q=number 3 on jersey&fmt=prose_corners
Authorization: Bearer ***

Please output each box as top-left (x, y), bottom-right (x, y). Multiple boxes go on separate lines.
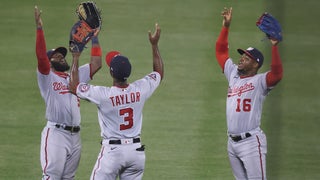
top-left (236, 98), bottom-right (251, 112)
top-left (119, 108), bottom-right (134, 130)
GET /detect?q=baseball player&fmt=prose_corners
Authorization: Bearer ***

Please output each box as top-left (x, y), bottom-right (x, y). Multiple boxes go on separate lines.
top-left (34, 6), bottom-right (102, 179)
top-left (69, 23), bottom-right (163, 180)
top-left (215, 7), bottom-right (283, 179)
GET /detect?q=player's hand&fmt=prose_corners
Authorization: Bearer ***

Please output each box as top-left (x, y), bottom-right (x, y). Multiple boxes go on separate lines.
top-left (93, 28), bottom-right (100, 37)
top-left (221, 7), bottom-right (232, 28)
top-left (148, 23), bottom-right (161, 45)
top-left (34, 6), bottom-right (43, 28)
top-left (270, 39), bottom-right (279, 46)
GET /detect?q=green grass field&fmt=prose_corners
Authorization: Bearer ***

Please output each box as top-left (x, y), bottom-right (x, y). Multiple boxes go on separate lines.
top-left (1, 0), bottom-right (320, 179)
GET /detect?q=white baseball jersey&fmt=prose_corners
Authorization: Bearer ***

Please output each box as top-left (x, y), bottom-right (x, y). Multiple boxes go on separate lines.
top-left (76, 72), bottom-right (161, 139)
top-left (224, 59), bottom-right (272, 134)
top-left (37, 64), bottom-right (91, 126)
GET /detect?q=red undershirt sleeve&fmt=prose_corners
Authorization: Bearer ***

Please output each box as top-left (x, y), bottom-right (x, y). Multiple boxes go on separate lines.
top-left (266, 45), bottom-right (283, 87)
top-left (215, 27), bottom-right (230, 71)
top-left (36, 28), bottom-right (50, 75)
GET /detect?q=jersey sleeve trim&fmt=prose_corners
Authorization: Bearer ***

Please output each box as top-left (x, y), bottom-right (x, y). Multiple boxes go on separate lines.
top-left (215, 27), bottom-right (230, 72)
top-left (266, 45), bottom-right (283, 87)
top-left (36, 29), bottom-right (50, 75)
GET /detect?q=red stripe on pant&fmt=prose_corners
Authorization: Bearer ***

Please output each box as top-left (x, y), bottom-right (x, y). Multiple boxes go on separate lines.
top-left (92, 146), bottom-right (105, 180)
top-left (43, 128), bottom-right (50, 180)
top-left (256, 135), bottom-right (264, 180)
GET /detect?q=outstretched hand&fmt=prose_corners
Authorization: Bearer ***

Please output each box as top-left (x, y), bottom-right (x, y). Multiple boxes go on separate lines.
top-left (148, 23), bottom-right (161, 45)
top-left (93, 28), bottom-right (100, 37)
top-left (34, 6), bottom-right (43, 28)
top-left (221, 7), bottom-right (232, 28)
top-left (270, 39), bottom-right (279, 46)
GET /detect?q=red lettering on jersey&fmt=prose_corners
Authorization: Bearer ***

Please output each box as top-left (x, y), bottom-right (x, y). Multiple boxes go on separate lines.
top-left (119, 94), bottom-right (125, 104)
top-left (130, 93), bottom-right (135, 103)
top-left (228, 83), bottom-right (255, 97)
top-left (125, 94), bottom-right (130, 104)
top-left (115, 96), bottom-right (121, 106)
top-left (110, 96), bottom-right (115, 106)
top-left (53, 82), bottom-right (69, 91)
top-left (52, 82), bottom-right (70, 94)
top-left (109, 91), bottom-right (141, 107)
top-left (136, 92), bottom-right (140, 102)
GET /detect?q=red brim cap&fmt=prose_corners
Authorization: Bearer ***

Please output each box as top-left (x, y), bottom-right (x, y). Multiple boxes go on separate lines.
top-left (237, 49), bottom-right (255, 60)
top-left (105, 51), bottom-right (121, 67)
top-left (237, 47), bottom-right (264, 67)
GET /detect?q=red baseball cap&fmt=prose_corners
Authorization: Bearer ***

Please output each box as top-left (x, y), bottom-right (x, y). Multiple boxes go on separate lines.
top-left (105, 51), bottom-right (121, 67)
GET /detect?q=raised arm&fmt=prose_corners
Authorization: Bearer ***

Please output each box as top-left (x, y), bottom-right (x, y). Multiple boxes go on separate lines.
top-left (266, 39), bottom-right (283, 87)
top-left (89, 29), bottom-right (102, 79)
top-left (148, 23), bottom-right (164, 80)
top-left (35, 6), bottom-right (50, 74)
top-left (215, 7), bottom-right (232, 71)
top-left (69, 52), bottom-right (81, 94)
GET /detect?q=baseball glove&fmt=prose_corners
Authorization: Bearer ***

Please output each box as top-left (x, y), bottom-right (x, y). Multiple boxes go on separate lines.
top-left (69, 20), bottom-right (94, 53)
top-left (69, 1), bottom-right (101, 53)
top-left (76, 1), bottom-right (102, 30)
top-left (256, 12), bottom-right (283, 41)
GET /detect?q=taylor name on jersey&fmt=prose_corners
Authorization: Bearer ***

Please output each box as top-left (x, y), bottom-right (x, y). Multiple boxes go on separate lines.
top-left (110, 92), bottom-right (141, 107)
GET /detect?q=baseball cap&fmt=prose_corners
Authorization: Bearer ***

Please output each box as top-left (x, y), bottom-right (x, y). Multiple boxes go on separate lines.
top-left (105, 50), bottom-right (121, 67)
top-left (110, 55), bottom-right (132, 81)
top-left (237, 47), bottom-right (264, 67)
top-left (46, 47), bottom-right (67, 59)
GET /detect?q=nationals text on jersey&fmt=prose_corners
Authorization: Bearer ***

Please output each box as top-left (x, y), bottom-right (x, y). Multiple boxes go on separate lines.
top-left (110, 92), bottom-right (141, 107)
top-left (53, 82), bottom-right (69, 94)
top-left (228, 82), bottom-right (255, 97)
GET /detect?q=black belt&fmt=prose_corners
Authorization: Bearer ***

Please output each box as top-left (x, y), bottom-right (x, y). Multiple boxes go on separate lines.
top-left (55, 124), bottom-right (80, 133)
top-left (109, 138), bottom-right (140, 144)
top-left (230, 133), bottom-right (251, 142)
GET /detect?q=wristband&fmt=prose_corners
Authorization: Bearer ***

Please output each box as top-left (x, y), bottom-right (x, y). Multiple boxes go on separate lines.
top-left (91, 47), bottom-right (102, 56)
top-left (91, 36), bottom-right (99, 44)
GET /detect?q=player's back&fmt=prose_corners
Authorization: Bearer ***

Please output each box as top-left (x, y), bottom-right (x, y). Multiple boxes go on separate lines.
top-left (77, 72), bottom-right (161, 139)
top-left (98, 84), bottom-right (146, 139)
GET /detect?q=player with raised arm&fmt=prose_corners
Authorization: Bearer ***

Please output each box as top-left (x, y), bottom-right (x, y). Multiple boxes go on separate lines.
top-left (215, 7), bottom-right (283, 179)
top-left (69, 23), bottom-right (163, 180)
top-left (34, 5), bottom-right (101, 179)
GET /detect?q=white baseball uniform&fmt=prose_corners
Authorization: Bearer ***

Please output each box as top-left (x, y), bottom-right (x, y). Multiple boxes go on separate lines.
top-left (216, 24), bottom-right (283, 179)
top-left (37, 65), bottom-right (91, 180)
top-left (75, 71), bottom-right (161, 180)
top-left (224, 58), bottom-right (268, 179)
top-left (37, 64), bottom-right (90, 179)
